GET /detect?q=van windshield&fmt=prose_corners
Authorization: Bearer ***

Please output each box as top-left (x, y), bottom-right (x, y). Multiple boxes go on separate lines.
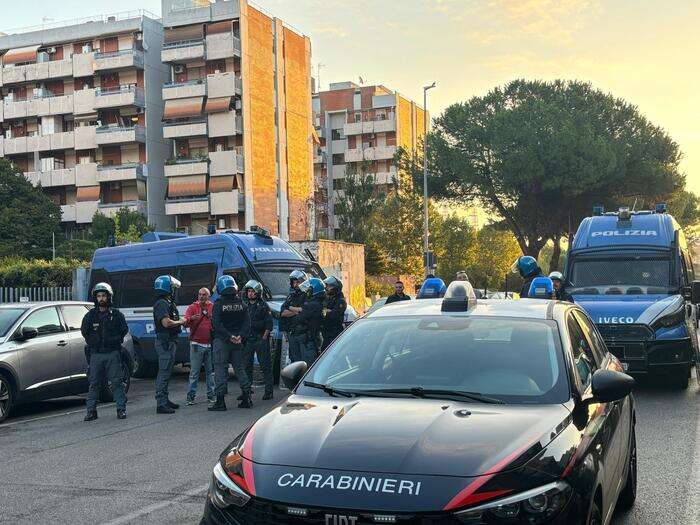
top-left (569, 255), bottom-right (674, 295)
top-left (254, 264), bottom-right (322, 299)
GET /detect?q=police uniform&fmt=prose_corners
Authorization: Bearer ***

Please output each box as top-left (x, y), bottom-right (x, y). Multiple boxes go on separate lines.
top-left (244, 298), bottom-right (274, 398)
top-left (281, 287), bottom-right (306, 363)
top-left (292, 294), bottom-right (324, 367)
top-left (321, 291), bottom-right (347, 351)
top-left (211, 291), bottom-right (251, 404)
top-left (81, 305), bottom-right (128, 417)
top-left (153, 294), bottom-right (181, 409)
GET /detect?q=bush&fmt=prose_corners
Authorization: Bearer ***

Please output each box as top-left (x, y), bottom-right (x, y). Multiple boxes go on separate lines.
top-left (365, 276), bottom-right (394, 297)
top-left (0, 258), bottom-right (84, 288)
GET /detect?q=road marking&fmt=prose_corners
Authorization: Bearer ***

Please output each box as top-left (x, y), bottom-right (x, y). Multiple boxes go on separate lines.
top-left (0, 403), bottom-right (115, 428)
top-left (684, 388), bottom-right (700, 523)
top-left (100, 483), bottom-right (209, 525)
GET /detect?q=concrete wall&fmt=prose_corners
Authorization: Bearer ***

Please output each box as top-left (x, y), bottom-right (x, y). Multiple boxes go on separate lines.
top-left (291, 239), bottom-right (366, 314)
top-left (143, 16), bottom-right (173, 230)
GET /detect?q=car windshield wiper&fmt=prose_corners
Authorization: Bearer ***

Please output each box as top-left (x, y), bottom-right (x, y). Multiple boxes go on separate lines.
top-left (302, 381), bottom-right (357, 398)
top-left (364, 387), bottom-right (505, 404)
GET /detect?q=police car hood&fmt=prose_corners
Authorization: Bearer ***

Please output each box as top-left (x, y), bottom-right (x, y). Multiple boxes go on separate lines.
top-left (241, 395), bottom-right (569, 477)
top-left (573, 294), bottom-right (682, 325)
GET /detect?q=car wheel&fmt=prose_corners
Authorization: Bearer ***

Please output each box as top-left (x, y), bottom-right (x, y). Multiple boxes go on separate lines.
top-left (100, 364), bottom-right (131, 403)
top-left (618, 427), bottom-right (637, 509)
top-left (0, 374), bottom-right (14, 424)
top-left (132, 347), bottom-right (156, 379)
top-left (587, 500), bottom-right (603, 525)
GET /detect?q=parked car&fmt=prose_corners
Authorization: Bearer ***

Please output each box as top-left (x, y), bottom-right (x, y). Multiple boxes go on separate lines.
top-left (0, 301), bottom-right (134, 423)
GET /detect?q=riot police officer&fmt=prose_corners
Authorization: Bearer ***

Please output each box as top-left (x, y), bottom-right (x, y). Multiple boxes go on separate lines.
top-left (512, 256), bottom-right (544, 297)
top-left (243, 280), bottom-right (274, 400)
top-left (321, 276), bottom-right (347, 351)
top-left (82, 282), bottom-right (129, 421)
top-left (280, 270), bottom-right (307, 363)
top-left (153, 275), bottom-right (186, 414)
top-left (287, 277), bottom-right (325, 367)
top-left (209, 275), bottom-right (252, 411)
top-left (549, 271), bottom-right (565, 300)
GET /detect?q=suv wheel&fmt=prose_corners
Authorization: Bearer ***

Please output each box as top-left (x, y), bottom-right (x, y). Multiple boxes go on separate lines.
top-left (0, 375), bottom-right (13, 423)
top-left (132, 347), bottom-right (156, 379)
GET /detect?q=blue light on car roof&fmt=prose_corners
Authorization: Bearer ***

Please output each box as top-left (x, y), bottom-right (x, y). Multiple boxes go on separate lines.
top-left (441, 281), bottom-right (477, 312)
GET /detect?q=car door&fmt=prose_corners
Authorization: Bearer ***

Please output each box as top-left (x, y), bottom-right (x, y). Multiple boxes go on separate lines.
top-left (567, 312), bottom-right (619, 520)
top-left (59, 304), bottom-right (92, 391)
top-left (13, 306), bottom-right (70, 399)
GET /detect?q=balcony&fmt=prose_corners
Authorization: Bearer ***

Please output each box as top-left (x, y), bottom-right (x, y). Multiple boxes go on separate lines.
top-left (343, 117), bottom-right (396, 136)
top-left (94, 85), bottom-right (145, 109)
top-left (24, 62), bottom-right (50, 82)
top-left (47, 59), bottom-right (74, 79)
top-left (161, 40), bottom-right (205, 63)
top-left (98, 200), bottom-right (147, 219)
top-left (207, 111), bottom-right (241, 138)
top-left (345, 145), bottom-right (397, 162)
top-left (60, 204), bottom-right (77, 222)
top-left (210, 190), bottom-right (239, 215)
top-left (97, 163), bottom-right (145, 182)
top-left (49, 131), bottom-right (75, 151)
top-left (26, 134), bottom-right (51, 152)
top-left (72, 53), bottom-right (95, 78)
top-left (76, 200), bottom-right (99, 223)
top-left (3, 99), bottom-right (27, 119)
top-left (313, 150), bottom-right (326, 164)
top-left (164, 158), bottom-right (208, 177)
top-left (209, 150), bottom-right (244, 176)
top-left (162, 79), bottom-right (206, 101)
top-left (93, 49), bottom-right (145, 71)
top-left (75, 162), bottom-right (99, 186)
top-left (374, 167), bottom-right (398, 185)
top-left (95, 125), bottom-right (146, 145)
top-left (74, 125), bottom-right (98, 150)
top-left (2, 65), bottom-right (27, 85)
top-left (206, 72), bottom-right (242, 98)
top-left (73, 89), bottom-right (97, 115)
top-left (163, 118), bottom-right (207, 139)
top-left (2, 136), bottom-right (27, 155)
top-left (206, 33), bottom-right (241, 60)
top-left (26, 168), bottom-right (76, 187)
top-left (47, 94), bottom-right (74, 116)
top-left (166, 196), bottom-right (210, 215)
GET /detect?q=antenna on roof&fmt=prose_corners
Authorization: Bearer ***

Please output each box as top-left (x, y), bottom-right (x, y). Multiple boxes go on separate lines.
top-left (632, 197), bottom-right (638, 212)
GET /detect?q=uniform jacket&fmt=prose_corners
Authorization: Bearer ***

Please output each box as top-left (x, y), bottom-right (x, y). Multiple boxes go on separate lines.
top-left (245, 299), bottom-right (273, 338)
top-left (322, 292), bottom-right (347, 334)
top-left (291, 295), bottom-right (324, 339)
top-left (81, 307), bottom-right (128, 353)
top-left (213, 294), bottom-right (248, 341)
top-left (280, 287), bottom-right (306, 332)
top-left (153, 296), bottom-right (182, 341)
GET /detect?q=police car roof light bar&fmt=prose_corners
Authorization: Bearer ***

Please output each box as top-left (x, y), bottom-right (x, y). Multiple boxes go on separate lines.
top-left (441, 281), bottom-right (477, 312)
top-left (618, 207), bottom-right (632, 221)
top-left (655, 202), bottom-right (668, 214)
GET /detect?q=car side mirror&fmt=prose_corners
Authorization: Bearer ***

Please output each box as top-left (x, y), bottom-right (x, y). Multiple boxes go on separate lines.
top-left (281, 361), bottom-right (308, 390)
top-left (590, 369), bottom-right (634, 403)
top-left (19, 327), bottom-right (39, 341)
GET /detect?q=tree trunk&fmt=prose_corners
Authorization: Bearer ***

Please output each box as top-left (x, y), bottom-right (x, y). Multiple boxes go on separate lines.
top-left (549, 235), bottom-right (562, 273)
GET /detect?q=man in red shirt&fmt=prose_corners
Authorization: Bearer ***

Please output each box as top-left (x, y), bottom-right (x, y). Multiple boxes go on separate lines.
top-left (184, 287), bottom-right (215, 405)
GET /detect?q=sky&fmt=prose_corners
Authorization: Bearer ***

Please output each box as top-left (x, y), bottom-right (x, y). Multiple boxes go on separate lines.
top-left (4, 0), bottom-right (698, 193)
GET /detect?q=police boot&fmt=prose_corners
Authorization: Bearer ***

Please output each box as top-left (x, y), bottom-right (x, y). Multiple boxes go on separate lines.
top-left (117, 409), bottom-right (126, 419)
top-left (262, 391), bottom-right (274, 401)
top-left (238, 392), bottom-right (253, 409)
top-left (84, 410), bottom-right (97, 422)
top-left (208, 394), bottom-right (227, 411)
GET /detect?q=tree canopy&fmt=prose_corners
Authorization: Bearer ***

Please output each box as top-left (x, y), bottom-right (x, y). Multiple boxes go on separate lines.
top-left (0, 158), bottom-right (61, 259)
top-left (402, 79), bottom-right (685, 258)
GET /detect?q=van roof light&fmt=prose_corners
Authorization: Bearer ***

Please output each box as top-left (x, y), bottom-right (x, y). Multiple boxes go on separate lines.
top-left (250, 225), bottom-right (271, 237)
top-left (441, 281), bottom-right (477, 312)
top-left (655, 202), bottom-right (668, 214)
top-left (618, 207), bottom-right (631, 220)
top-left (593, 205), bottom-right (604, 216)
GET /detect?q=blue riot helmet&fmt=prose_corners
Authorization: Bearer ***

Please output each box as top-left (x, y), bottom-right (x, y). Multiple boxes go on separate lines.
top-left (323, 275), bottom-right (343, 293)
top-left (528, 276), bottom-right (555, 299)
top-left (511, 256), bottom-right (540, 278)
top-left (300, 277), bottom-right (325, 299)
top-left (154, 275), bottom-right (181, 296)
top-left (418, 277), bottom-right (447, 299)
top-left (216, 275), bottom-right (238, 296)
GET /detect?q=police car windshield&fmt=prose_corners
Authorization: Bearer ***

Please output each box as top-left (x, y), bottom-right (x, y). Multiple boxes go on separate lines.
top-left (299, 316), bottom-right (569, 404)
top-left (254, 264), bottom-right (322, 299)
top-left (0, 308), bottom-right (27, 337)
top-left (569, 256), bottom-right (673, 295)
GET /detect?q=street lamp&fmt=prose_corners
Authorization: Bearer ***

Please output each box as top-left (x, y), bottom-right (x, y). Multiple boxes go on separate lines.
top-left (422, 82), bottom-right (436, 277)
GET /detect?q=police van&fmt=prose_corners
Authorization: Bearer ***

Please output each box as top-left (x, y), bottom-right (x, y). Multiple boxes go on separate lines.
top-left (565, 205), bottom-right (700, 388)
top-left (89, 227), bottom-right (355, 381)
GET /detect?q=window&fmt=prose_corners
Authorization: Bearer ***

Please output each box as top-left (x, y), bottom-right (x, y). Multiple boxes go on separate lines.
top-left (251, 264), bottom-right (322, 300)
top-left (21, 308), bottom-right (63, 336)
top-left (61, 305), bottom-right (90, 331)
top-left (300, 316), bottom-right (569, 404)
top-left (567, 314), bottom-right (598, 390)
top-left (117, 268), bottom-right (175, 308)
top-left (223, 268), bottom-right (250, 294)
top-left (331, 128), bottom-right (344, 141)
top-left (332, 178), bottom-right (344, 190)
top-left (569, 256), bottom-right (672, 294)
top-left (573, 311), bottom-right (606, 365)
top-left (175, 264), bottom-right (218, 305)
top-left (0, 308), bottom-right (27, 337)
top-left (331, 153), bottom-right (345, 165)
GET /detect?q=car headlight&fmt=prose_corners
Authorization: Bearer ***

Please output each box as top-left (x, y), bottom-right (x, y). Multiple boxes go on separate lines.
top-left (210, 461), bottom-right (250, 509)
top-left (455, 481), bottom-right (571, 524)
top-left (652, 306), bottom-right (686, 330)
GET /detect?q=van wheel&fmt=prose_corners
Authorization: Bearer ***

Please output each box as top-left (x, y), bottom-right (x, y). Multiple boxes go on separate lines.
top-left (100, 364), bottom-right (131, 403)
top-left (0, 374), bottom-right (14, 424)
top-left (132, 347), bottom-right (156, 379)
top-left (587, 500), bottom-right (602, 525)
top-left (669, 367), bottom-right (690, 389)
top-left (618, 427), bottom-right (637, 509)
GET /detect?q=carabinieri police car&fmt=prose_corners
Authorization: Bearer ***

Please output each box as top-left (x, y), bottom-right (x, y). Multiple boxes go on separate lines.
top-left (202, 282), bottom-right (636, 525)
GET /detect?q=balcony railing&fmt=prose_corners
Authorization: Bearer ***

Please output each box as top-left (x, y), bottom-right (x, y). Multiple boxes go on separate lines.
top-left (93, 49), bottom-right (144, 70)
top-left (162, 118), bottom-right (208, 139)
top-left (164, 157), bottom-right (209, 177)
top-left (97, 162), bottom-right (145, 181)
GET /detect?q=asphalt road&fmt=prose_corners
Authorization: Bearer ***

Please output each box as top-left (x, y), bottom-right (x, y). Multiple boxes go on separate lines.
top-left (0, 367), bottom-right (698, 524)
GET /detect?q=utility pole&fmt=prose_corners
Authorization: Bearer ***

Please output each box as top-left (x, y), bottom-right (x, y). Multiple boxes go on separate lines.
top-left (422, 82), bottom-right (436, 277)
top-left (316, 63), bottom-right (325, 93)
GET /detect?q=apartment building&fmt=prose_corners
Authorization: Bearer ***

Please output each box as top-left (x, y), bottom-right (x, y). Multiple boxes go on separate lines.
top-left (312, 81), bottom-right (427, 238)
top-left (160, 0), bottom-right (314, 240)
top-left (0, 11), bottom-right (171, 229)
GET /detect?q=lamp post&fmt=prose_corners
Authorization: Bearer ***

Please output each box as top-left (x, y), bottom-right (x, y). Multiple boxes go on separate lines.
top-left (422, 82), bottom-right (436, 277)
